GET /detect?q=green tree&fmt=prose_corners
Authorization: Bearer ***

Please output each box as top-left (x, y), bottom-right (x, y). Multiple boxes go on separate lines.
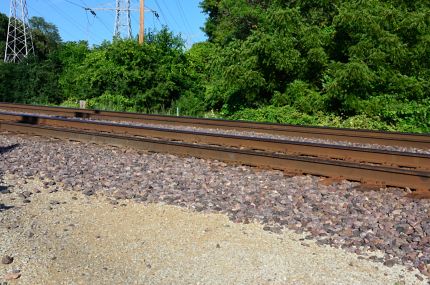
top-left (0, 13), bottom-right (8, 55)
top-left (199, 0), bottom-right (430, 132)
top-left (30, 16), bottom-right (62, 59)
top-left (59, 28), bottom-right (198, 113)
top-left (0, 15), bottom-right (63, 104)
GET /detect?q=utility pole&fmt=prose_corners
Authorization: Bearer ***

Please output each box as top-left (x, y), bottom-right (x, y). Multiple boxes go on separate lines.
top-left (4, 0), bottom-right (34, 63)
top-left (139, 0), bottom-right (144, 44)
top-left (114, 0), bottom-right (132, 39)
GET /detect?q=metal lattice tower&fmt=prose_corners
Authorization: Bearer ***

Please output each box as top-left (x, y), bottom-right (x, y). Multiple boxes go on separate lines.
top-left (114, 0), bottom-right (132, 39)
top-left (4, 0), bottom-right (34, 63)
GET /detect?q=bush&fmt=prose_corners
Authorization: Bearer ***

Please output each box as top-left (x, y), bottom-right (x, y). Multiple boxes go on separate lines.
top-left (271, 80), bottom-right (326, 114)
top-left (230, 105), bottom-right (319, 125)
top-left (229, 103), bottom-right (430, 133)
top-left (172, 91), bottom-right (206, 117)
top-left (87, 92), bottom-right (136, 112)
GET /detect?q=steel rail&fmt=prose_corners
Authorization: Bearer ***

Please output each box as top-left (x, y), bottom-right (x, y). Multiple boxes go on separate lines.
top-left (1, 102), bottom-right (429, 149)
top-left (1, 112), bottom-right (429, 171)
top-left (1, 121), bottom-right (429, 191)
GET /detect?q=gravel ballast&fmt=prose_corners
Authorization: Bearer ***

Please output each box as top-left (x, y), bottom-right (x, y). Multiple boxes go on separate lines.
top-left (0, 175), bottom-right (426, 284)
top-left (1, 132), bottom-right (430, 282)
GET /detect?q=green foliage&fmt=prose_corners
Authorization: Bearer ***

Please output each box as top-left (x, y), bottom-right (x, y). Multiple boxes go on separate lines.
top-left (0, 20), bottom-right (206, 116)
top-left (56, 41), bottom-right (91, 101)
top-left (272, 80), bottom-right (325, 114)
top-left (0, 13), bottom-right (8, 54)
top-left (358, 96), bottom-right (430, 132)
top-left (172, 91), bottom-right (206, 117)
top-left (0, 56), bottom-right (63, 105)
top-left (30, 16), bottom-right (62, 59)
top-left (230, 105), bottom-right (320, 125)
top-left (229, 104), bottom-right (429, 133)
top-left (58, 28), bottom-right (195, 113)
top-left (87, 92), bottom-right (136, 112)
top-left (0, 16), bottom-right (63, 104)
top-left (0, 62), bottom-right (28, 103)
top-left (197, 0), bottom-right (430, 132)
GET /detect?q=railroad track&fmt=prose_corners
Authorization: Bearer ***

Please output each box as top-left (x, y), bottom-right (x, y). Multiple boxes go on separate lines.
top-left (0, 111), bottom-right (429, 193)
top-left (1, 102), bottom-right (430, 149)
top-left (0, 111), bottom-right (429, 171)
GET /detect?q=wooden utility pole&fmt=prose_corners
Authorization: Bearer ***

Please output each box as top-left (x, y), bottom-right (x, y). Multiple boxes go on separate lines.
top-left (139, 0), bottom-right (144, 44)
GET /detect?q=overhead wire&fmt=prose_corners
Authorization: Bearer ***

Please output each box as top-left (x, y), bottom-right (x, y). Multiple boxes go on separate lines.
top-left (27, 3), bottom-right (76, 40)
top-left (157, 0), bottom-right (195, 45)
top-left (94, 14), bottom-right (113, 35)
top-left (63, 0), bottom-right (85, 9)
top-left (28, 0), bottom-right (166, 44)
top-left (151, 10), bottom-right (162, 28)
top-left (174, 0), bottom-right (195, 45)
top-left (45, 0), bottom-right (101, 42)
top-left (175, 0), bottom-right (193, 36)
top-left (153, 0), bottom-right (169, 26)
top-left (131, 12), bottom-right (138, 37)
top-left (89, 10), bottom-right (113, 35)
top-left (144, 3), bottom-right (162, 28)
top-left (63, 0), bottom-right (113, 41)
top-left (63, 0), bottom-right (112, 39)
top-left (159, 0), bottom-right (181, 29)
top-left (131, 0), bottom-right (162, 35)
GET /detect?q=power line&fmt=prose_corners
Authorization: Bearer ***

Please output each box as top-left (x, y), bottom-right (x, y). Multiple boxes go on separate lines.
top-left (62, 0), bottom-right (111, 36)
top-left (175, 0), bottom-right (193, 36)
top-left (63, 0), bottom-right (113, 40)
top-left (156, 0), bottom-right (195, 46)
top-left (151, 9), bottom-right (163, 27)
top-left (153, 0), bottom-right (169, 26)
top-left (64, 0), bottom-right (85, 9)
top-left (79, 0), bottom-right (159, 41)
top-left (94, 13), bottom-right (113, 35)
top-left (159, 0), bottom-right (181, 29)
top-left (45, 0), bottom-right (100, 42)
top-left (28, 3), bottom-right (76, 40)
top-left (27, 0), bottom-right (163, 44)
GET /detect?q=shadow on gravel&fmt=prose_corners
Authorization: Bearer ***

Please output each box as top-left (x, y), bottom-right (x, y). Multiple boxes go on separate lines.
top-left (0, 144), bottom-right (19, 211)
top-left (0, 204), bottom-right (13, 212)
top-left (0, 180), bottom-right (11, 211)
top-left (0, 143), bottom-right (19, 155)
top-left (0, 185), bottom-right (13, 211)
top-left (0, 185), bottom-right (8, 193)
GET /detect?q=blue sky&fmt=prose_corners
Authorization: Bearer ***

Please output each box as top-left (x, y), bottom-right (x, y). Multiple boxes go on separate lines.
top-left (1, 0), bottom-right (207, 47)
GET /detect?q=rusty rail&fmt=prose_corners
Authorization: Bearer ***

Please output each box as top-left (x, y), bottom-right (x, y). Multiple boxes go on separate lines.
top-left (1, 102), bottom-right (429, 149)
top-left (1, 121), bottom-right (429, 191)
top-left (1, 112), bottom-right (429, 171)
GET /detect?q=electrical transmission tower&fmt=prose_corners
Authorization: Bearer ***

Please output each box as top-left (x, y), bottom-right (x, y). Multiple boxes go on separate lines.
top-left (4, 0), bottom-right (34, 63)
top-left (77, 0), bottom-right (155, 43)
top-left (114, 0), bottom-right (132, 39)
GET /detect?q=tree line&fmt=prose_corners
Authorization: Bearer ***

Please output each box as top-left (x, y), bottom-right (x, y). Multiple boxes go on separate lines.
top-left (0, 0), bottom-right (429, 132)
